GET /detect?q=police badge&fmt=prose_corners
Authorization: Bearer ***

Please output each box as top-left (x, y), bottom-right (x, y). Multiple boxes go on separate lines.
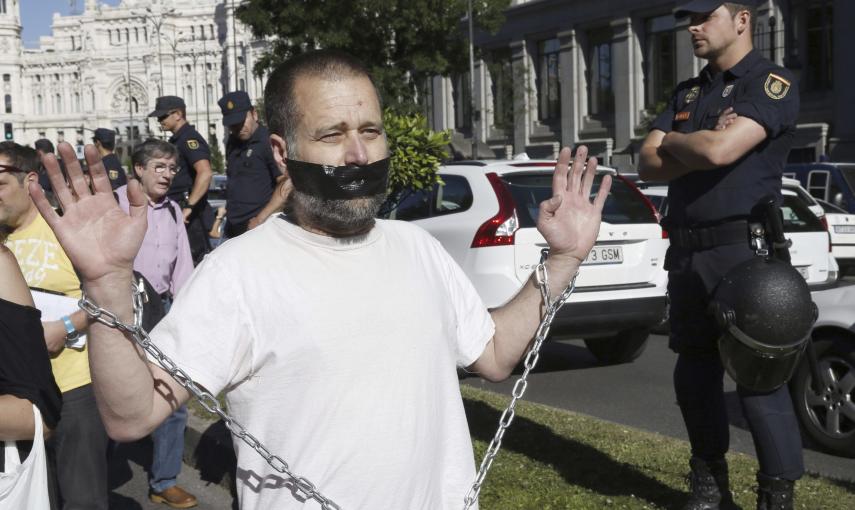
top-left (764, 73), bottom-right (790, 100)
top-left (684, 85), bottom-right (700, 104)
top-left (246, 148), bottom-right (253, 157)
top-left (187, 139), bottom-right (199, 150)
top-left (722, 84), bottom-right (734, 97)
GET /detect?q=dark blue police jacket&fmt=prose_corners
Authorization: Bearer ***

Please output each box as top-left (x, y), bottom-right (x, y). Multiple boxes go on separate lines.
top-left (167, 123), bottom-right (211, 202)
top-left (651, 49), bottom-right (800, 227)
top-left (225, 124), bottom-right (280, 225)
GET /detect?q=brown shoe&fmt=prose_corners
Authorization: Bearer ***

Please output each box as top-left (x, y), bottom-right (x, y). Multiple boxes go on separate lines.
top-left (149, 485), bottom-right (198, 508)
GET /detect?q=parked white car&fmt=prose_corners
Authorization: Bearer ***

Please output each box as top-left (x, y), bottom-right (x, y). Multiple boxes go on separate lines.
top-left (384, 159), bottom-right (669, 364)
top-left (637, 180), bottom-right (839, 289)
top-left (816, 198), bottom-right (855, 275)
top-left (791, 282), bottom-right (855, 457)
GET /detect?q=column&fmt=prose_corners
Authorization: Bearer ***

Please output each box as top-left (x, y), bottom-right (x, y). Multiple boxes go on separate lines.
top-left (558, 29), bottom-right (578, 148)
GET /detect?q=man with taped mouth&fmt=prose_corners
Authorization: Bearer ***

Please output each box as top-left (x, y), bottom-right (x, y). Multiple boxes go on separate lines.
top-left (32, 49), bottom-right (610, 509)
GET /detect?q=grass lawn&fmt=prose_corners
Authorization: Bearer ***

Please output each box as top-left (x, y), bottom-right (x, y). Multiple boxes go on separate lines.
top-left (462, 385), bottom-right (855, 510)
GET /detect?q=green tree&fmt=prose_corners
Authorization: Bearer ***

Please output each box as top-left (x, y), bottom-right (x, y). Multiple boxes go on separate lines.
top-left (236, 0), bottom-right (508, 113)
top-left (208, 135), bottom-right (225, 174)
top-left (383, 109), bottom-right (449, 193)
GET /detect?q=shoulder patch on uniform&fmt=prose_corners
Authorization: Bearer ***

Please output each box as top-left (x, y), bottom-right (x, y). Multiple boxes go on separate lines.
top-left (187, 139), bottom-right (199, 150)
top-left (109, 170), bottom-right (118, 180)
top-left (684, 85), bottom-right (700, 104)
top-left (764, 73), bottom-right (791, 100)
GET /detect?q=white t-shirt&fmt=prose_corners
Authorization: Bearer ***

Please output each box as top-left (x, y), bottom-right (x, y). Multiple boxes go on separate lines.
top-left (149, 216), bottom-right (495, 509)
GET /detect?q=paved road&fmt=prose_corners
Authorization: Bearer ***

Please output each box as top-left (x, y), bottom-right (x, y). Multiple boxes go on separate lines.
top-left (463, 333), bottom-right (855, 483)
top-left (108, 439), bottom-right (235, 510)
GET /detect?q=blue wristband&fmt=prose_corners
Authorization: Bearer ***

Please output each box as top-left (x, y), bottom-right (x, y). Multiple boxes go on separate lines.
top-left (61, 315), bottom-right (79, 342)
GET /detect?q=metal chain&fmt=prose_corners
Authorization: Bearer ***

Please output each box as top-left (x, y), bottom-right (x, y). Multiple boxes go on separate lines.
top-left (78, 279), bottom-right (341, 510)
top-left (462, 262), bottom-right (578, 509)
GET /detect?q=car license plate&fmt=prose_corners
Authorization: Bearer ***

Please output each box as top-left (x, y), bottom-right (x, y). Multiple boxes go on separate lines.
top-left (796, 266), bottom-right (809, 280)
top-left (583, 245), bottom-right (624, 265)
top-left (834, 225), bottom-right (855, 234)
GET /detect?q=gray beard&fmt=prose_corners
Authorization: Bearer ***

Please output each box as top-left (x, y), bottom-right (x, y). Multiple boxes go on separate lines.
top-left (288, 189), bottom-right (387, 237)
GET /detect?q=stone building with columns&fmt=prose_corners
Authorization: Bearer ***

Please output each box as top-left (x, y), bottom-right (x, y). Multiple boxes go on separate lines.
top-left (0, 0), bottom-right (269, 163)
top-left (427, 0), bottom-right (851, 170)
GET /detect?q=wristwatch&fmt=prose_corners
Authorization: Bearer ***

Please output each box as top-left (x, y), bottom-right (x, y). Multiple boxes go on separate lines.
top-left (61, 315), bottom-right (79, 346)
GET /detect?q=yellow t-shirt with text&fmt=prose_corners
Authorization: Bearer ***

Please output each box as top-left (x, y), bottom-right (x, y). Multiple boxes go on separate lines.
top-left (5, 213), bottom-right (91, 393)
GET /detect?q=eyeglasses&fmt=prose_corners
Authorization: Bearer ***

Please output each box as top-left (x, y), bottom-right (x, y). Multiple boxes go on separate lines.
top-left (0, 164), bottom-right (24, 174)
top-left (148, 163), bottom-right (180, 175)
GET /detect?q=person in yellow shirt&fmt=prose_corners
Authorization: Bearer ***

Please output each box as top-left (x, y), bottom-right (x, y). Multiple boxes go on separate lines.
top-left (0, 141), bottom-right (108, 510)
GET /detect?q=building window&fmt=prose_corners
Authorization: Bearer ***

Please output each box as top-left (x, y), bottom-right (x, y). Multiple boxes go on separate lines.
top-left (36, 95), bottom-right (43, 114)
top-left (206, 63), bottom-right (213, 71)
top-left (2, 74), bottom-right (9, 82)
top-left (486, 49), bottom-right (513, 134)
top-left (131, 97), bottom-right (139, 113)
top-left (73, 92), bottom-right (80, 112)
top-left (239, 78), bottom-right (245, 91)
top-left (536, 38), bottom-right (561, 122)
top-left (0, 1), bottom-right (6, 15)
top-left (185, 85), bottom-right (193, 107)
top-left (453, 72), bottom-right (472, 130)
top-left (206, 84), bottom-right (213, 105)
top-left (135, 27), bottom-right (140, 43)
top-left (57, 130), bottom-right (65, 143)
top-left (645, 15), bottom-right (676, 110)
top-left (55, 93), bottom-right (62, 113)
top-left (586, 29), bottom-right (614, 119)
top-left (4, 94), bottom-right (11, 114)
top-left (804, 2), bottom-right (833, 92)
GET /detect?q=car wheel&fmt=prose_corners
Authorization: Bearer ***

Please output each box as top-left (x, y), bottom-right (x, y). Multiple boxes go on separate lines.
top-left (584, 329), bottom-right (650, 365)
top-left (790, 334), bottom-right (855, 458)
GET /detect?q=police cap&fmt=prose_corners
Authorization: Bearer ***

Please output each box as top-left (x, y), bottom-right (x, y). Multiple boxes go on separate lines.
top-left (148, 96), bottom-right (186, 118)
top-left (218, 91), bottom-right (253, 127)
top-left (675, 0), bottom-right (759, 18)
top-left (92, 128), bottom-right (115, 145)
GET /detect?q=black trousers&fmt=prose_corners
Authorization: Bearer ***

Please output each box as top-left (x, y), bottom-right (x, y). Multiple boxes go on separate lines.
top-left (185, 204), bottom-right (213, 265)
top-left (46, 384), bottom-right (109, 510)
top-left (666, 244), bottom-right (804, 480)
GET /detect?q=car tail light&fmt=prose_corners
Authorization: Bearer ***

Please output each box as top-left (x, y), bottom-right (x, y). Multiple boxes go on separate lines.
top-left (471, 172), bottom-right (518, 248)
top-left (617, 175), bottom-right (667, 238)
top-left (820, 215), bottom-right (831, 252)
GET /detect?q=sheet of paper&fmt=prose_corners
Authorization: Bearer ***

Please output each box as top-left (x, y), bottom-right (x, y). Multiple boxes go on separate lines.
top-left (30, 290), bottom-right (86, 350)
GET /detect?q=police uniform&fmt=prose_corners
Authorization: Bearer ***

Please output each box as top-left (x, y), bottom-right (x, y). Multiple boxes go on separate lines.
top-left (168, 122), bottom-right (214, 263)
top-left (92, 128), bottom-right (127, 190)
top-left (651, 46), bottom-right (803, 482)
top-left (219, 91), bottom-right (281, 238)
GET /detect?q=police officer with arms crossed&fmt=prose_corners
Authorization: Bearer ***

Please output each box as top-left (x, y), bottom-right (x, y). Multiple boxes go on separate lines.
top-left (148, 96), bottom-right (214, 264)
top-left (639, 1), bottom-right (801, 509)
top-left (32, 50), bottom-right (610, 509)
top-left (92, 128), bottom-right (128, 190)
top-left (218, 90), bottom-right (285, 238)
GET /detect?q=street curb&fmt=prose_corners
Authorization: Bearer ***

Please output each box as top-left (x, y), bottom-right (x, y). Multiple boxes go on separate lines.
top-left (183, 411), bottom-right (237, 493)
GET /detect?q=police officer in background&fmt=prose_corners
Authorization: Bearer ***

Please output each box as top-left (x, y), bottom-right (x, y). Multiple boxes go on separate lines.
top-left (92, 128), bottom-right (128, 190)
top-left (218, 91), bottom-right (284, 238)
top-left (148, 96), bottom-right (214, 264)
top-left (639, 1), bottom-right (801, 509)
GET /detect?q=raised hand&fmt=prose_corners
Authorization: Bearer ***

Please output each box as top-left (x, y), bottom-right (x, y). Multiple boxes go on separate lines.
top-left (29, 142), bottom-right (147, 285)
top-left (537, 145), bottom-right (611, 264)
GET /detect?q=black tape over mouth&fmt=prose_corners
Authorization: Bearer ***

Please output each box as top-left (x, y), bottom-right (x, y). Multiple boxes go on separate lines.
top-left (286, 157), bottom-right (390, 199)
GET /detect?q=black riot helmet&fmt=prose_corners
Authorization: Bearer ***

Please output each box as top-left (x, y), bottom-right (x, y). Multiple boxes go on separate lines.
top-left (709, 256), bottom-right (817, 392)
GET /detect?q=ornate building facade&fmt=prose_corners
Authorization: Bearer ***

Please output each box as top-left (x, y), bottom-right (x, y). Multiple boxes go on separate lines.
top-left (0, 0), bottom-right (270, 162)
top-left (427, 0), bottom-right (852, 169)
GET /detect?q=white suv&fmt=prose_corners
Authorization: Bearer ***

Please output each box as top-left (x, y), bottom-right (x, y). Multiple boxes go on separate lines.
top-left (383, 159), bottom-right (669, 364)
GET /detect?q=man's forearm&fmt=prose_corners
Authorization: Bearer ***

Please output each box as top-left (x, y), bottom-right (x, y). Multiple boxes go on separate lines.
top-left (638, 145), bottom-right (693, 182)
top-left (186, 165), bottom-right (213, 206)
top-left (83, 273), bottom-right (180, 441)
top-left (661, 130), bottom-right (722, 169)
top-left (483, 255), bottom-right (582, 381)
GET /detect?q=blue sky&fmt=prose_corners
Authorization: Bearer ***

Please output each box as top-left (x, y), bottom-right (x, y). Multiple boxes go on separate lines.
top-left (20, 0), bottom-right (121, 48)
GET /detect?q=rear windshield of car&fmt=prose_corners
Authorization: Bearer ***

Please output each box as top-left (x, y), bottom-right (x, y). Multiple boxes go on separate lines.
top-left (839, 165), bottom-right (855, 192)
top-left (781, 193), bottom-right (824, 232)
top-left (501, 173), bottom-right (654, 228)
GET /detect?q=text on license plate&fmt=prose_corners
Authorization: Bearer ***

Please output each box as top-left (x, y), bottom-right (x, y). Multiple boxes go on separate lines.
top-left (583, 246), bottom-right (624, 265)
top-left (834, 225), bottom-right (855, 234)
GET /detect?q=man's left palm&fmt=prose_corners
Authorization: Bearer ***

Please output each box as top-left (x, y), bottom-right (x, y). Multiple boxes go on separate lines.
top-left (536, 146), bottom-right (611, 263)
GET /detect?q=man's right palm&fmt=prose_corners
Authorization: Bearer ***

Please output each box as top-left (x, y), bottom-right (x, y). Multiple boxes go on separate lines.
top-left (29, 142), bottom-right (147, 283)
